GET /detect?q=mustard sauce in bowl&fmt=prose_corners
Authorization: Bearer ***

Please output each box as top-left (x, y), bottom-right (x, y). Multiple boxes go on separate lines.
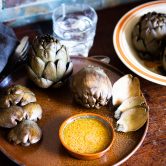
top-left (59, 113), bottom-right (114, 160)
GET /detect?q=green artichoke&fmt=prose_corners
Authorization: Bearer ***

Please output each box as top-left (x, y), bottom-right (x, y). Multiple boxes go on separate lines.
top-left (27, 35), bottom-right (73, 88)
top-left (71, 66), bottom-right (112, 109)
top-left (132, 12), bottom-right (166, 60)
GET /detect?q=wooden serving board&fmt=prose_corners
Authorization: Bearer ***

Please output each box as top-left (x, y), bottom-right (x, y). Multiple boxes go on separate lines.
top-left (0, 57), bottom-right (148, 166)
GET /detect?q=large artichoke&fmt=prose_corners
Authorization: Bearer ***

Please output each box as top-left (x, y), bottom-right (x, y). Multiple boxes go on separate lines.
top-left (132, 12), bottom-right (166, 60)
top-left (27, 35), bottom-right (73, 88)
top-left (71, 66), bottom-right (112, 109)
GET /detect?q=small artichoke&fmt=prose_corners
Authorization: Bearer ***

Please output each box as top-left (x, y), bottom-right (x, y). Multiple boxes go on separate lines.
top-left (8, 120), bottom-right (42, 146)
top-left (132, 12), bottom-right (166, 60)
top-left (71, 66), bottom-right (112, 109)
top-left (27, 34), bottom-right (73, 88)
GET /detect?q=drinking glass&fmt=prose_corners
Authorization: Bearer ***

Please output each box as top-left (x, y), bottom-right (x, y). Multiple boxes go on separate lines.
top-left (52, 3), bottom-right (98, 57)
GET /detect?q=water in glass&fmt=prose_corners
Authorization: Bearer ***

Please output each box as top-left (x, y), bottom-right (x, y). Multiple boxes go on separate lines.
top-left (52, 5), bottom-right (97, 57)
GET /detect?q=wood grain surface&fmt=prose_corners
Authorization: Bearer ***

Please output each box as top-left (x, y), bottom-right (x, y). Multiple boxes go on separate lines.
top-left (1, 0), bottom-right (165, 165)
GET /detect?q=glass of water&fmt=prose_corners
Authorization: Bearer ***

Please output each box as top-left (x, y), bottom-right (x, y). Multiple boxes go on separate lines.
top-left (52, 3), bottom-right (98, 57)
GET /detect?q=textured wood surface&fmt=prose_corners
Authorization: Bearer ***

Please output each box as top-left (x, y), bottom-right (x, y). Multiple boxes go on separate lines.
top-left (0, 0), bottom-right (165, 165)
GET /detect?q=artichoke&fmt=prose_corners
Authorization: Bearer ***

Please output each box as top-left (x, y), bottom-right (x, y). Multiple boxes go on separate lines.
top-left (27, 34), bottom-right (73, 88)
top-left (132, 12), bottom-right (166, 60)
top-left (8, 120), bottom-right (42, 146)
top-left (71, 66), bottom-right (112, 109)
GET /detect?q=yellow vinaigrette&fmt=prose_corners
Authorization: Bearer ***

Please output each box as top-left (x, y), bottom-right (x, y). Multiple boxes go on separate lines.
top-left (63, 118), bottom-right (111, 154)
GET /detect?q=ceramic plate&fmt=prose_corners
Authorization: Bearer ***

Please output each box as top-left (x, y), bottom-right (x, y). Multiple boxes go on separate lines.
top-left (0, 57), bottom-right (148, 166)
top-left (113, 0), bottom-right (166, 86)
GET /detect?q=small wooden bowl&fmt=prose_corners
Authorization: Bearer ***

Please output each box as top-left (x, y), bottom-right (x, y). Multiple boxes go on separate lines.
top-left (59, 113), bottom-right (114, 160)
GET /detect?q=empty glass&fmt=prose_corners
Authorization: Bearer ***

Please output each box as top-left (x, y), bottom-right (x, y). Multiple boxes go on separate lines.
top-left (52, 3), bottom-right (98, 57)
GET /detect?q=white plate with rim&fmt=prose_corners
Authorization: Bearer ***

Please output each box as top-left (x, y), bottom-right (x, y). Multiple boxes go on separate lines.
top-left (113, 0), bottom-right (166, 86)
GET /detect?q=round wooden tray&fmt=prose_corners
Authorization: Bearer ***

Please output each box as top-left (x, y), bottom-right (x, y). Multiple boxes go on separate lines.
top-left (0, 57), bottom-right (148, 166)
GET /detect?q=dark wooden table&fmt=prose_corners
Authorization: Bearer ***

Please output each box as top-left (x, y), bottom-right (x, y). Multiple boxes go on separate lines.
top-left (1, 0), bottom-right (165, 165)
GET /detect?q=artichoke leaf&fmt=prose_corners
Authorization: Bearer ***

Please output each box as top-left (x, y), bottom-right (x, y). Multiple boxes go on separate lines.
top-left (22, 103), bottom-right (42, 121)
top-left (63, 62), bottom-right (73, 78)
top-left (55, 46), bottom-right (68, 64)
top-left (114, 96), bottom-right (146, 119)
top-left (56, 59), bottom-right (67, 82)
top-left (55, 40), bottom-right (62, 52)
top-left (30, 56), bottom-right (45, 77)
top-left (45, 49), bottom-right (57, 62)
top-left (0, 96), bottom-right (10, 108)
top-left (28, 67), bottom-right (53, 88)
top-left (0, 94), bottom-right (23, 108)
top-left (20, 93), bottom-right (36, 106)
top-left (133, 38), bottom-right (146, 52)
top-left (27, 66), bottom-right (38, 79)
top-left (45, 42), bottom-right (57, 52)
top-left (94, 90), bottom-right (101, 100)
top-left (112, 74), bottom-right (141, 106)
top-left (43, 62), bottom-right (57, 82)
top-left (37, 78), bottom-right (53, 88)
top-left (37, 49), bottom-right (55, 63)
top-left (116, 106), bottom-right (148, 132)
top-left (32, 36), bottom-right (44, 51)
top-left (52, 62), bottom-right (73, 88)
top-left (155, 26), bottom-right (166, 39)
top-left (51, 62), bottom-right (73, 88)
top-left (36, 49), bottom-right (48, 62)
top-left (100, 90), bottom-right (109, 103)
top-left (8, 94), bottom-right (23, 105)
top-left (0, 106), bottom-right (24, 128)
top-left (8, 85), bottom-right (34, 95)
